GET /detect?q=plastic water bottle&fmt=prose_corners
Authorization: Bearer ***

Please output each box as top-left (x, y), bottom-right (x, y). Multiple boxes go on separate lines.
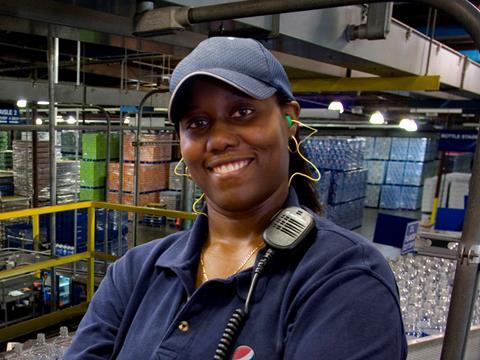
top-left (52, 326), bottom-right (72, 360)
top-left (5, 343), bottom-right (29, 359)
top-left (25, 333), bottom-right (54, 360)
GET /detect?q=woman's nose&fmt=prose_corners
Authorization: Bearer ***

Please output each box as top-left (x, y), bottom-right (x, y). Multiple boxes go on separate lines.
top-left (205, 119), bottom-right (239, 153)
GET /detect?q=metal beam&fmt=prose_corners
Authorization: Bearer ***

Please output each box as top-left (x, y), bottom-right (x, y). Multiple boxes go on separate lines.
top-left (0, 302), bottom-right (89, 342)
top-left (164, 0), bottom-right (480, 97)
top-left (291, 75), bottom-right (440, 92)
top-left (0, 1), bottom-right (189, 57)
top-left (0, 77), bottom-right (169, 106)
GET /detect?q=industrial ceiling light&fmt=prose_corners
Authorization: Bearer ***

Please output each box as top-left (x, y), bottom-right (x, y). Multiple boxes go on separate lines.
top-left (327, 101), bottom-right (344, 114)
top-left (66, 116), bottom-right (76, 124)
top-left (369, 111), bottom-right (384, 125)
top-left (16, 99), bottom-right (27, 108)
top-left (124, 116), bottom-right (131, 124)
top-left (35, 118), bottom-right (43, 125)
top-left (399, 118), bottom-right (418, 132)
top-left (37, 100), bottom-right (49, 105)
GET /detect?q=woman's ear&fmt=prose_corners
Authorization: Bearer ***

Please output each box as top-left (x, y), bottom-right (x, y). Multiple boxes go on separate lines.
top-left (283, 101), bottom-right (301, 137)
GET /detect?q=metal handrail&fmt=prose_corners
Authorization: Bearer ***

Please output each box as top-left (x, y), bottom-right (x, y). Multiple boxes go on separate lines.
top-left (0, 200), bottom-right (195, 342)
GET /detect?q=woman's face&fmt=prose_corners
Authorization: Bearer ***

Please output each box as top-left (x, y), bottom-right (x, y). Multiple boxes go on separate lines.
top-left (178, 77), bottom-right (298, 213)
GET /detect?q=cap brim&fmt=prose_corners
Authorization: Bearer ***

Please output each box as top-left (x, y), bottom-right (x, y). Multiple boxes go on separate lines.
top-left (168, 69), bottom-right (277, 125)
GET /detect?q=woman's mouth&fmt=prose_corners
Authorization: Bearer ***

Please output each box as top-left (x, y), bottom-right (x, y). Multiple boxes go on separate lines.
top-left (212, 159), bottom-right (251, 175)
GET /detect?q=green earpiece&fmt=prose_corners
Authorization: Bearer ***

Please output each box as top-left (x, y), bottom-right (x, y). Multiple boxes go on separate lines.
top-left (285, 115), bottom-right (293, 128)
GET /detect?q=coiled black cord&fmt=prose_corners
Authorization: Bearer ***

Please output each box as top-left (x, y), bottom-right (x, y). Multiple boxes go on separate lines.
top-left (213, 248), bottom-right (275, 359)
top-left (214, 308), bottom-right (246, 360)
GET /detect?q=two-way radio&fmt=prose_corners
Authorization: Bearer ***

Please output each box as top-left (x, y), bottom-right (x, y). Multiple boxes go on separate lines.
top-left (213, 207), bottom-right (315, 359)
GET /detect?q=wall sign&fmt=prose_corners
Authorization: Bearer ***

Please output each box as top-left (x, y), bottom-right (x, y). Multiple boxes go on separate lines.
top-left (439, 130), bottom-right (478, 152)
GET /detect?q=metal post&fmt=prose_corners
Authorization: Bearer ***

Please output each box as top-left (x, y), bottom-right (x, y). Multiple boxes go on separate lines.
top-left (47, 35), bottom-right (57, 311)
top-left (32, 214), bottom-right (40, 252)
top-left (76, 41), bottom-right (81, 86)
top-left (118, 110), bottom-right (125, 253)
top-left (431, 151), bottom-right (446, 224)
top-left (32, 105), bottom-right (39, 209)
top-left (104, 110), bottom-right (111, 269)
top-left (86, 205), bottom-right (95, 302)
top-left (441, 130), bottom-right (480, 359)
top-left (133, 88), bottom-right (167, 246)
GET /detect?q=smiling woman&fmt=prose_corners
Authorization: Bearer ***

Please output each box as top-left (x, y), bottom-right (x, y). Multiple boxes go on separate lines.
top-left (66, 37), bottom-right (407, 360)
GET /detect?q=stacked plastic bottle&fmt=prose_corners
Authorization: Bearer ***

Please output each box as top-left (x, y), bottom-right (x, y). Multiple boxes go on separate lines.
top-left (3, 327), bottom-right (73, 360)
top-left (387, 254), bottom-right (480, 339)
top-left (303, 137), bottom-right (366, 230)
top-left (4, 343), bottom-right (28, 359)
top-left (25, 333), bottom-right (54, 359)
top-left (315, 170), bottom-right (331, 206)
top-left (52, 326), bottom-right (73, 359)
top-left (364, 137), bottom-right (438, 209)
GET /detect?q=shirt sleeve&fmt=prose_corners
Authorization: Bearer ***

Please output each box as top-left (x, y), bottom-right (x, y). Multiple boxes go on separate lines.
top-left (283, 268), bottom-right (407, 360)
top-left (65, 260), bottom-right (127, 359)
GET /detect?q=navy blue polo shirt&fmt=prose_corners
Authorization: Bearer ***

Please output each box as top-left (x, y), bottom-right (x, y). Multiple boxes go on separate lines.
top-left (66, 190), bottom-right (407, 359)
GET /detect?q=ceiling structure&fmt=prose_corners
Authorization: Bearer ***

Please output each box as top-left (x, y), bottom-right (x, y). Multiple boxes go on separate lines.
top-left (0, 0), bottom-right (478, 131)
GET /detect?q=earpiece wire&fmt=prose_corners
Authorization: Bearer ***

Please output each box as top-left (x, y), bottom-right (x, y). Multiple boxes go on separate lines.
top-left (288, 119), bottom-right (322, 186)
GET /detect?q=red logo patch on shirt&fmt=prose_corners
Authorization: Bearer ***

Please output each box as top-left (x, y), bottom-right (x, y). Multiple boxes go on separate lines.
top-left (232, 345), bottom-right (255, 360)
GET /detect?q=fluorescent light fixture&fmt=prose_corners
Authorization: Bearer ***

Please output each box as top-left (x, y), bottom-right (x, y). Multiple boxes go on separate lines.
top-left (124, 116), bottom-right (130, 124)
top-left (35, 118), bottom-right (43, 125)
top-left (399, 118), bottom-right (418, 132)
top-left (16, 99), bottom-right (27, 108)
top-left (410, 108), bottom-right (462, 114)
top-left (369, 111), bottom-right (384, 125)
top-left (327, 101), bottom-right (344, 114)
top-left (66, 116), bottom-right (76, 124)
top-left (37, 100), bottom-right (49, 105)
top-left (56, 115), bottom-right (64, 122)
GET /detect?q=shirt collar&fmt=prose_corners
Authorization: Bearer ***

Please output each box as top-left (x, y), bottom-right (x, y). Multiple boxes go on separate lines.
top-left (153, 187), bottom-right (303, 270)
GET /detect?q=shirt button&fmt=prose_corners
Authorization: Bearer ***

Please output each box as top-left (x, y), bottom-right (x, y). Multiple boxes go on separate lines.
top-left (178, 320), bottom-right (189, 332)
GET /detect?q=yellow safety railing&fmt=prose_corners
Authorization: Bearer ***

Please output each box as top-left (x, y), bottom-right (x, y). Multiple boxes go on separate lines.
top-left (0, 201), bottom-right (196, 342)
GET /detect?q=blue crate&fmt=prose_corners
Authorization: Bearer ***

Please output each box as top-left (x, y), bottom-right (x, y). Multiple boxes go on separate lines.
top-left (380, 185), bottom-right (402, 209)
top-left (400, 186), bottom-right (423, 210)
top-left (315, 170), bottom-right (332, 206)
top-left (365, 184), bottom-right (381, 208)
top-left (366, 160), bottom-right (386, 184)
top-left (326, 198), bottom-right (365, 230)
top-left (329, 169), bottom-right (367, 204)
top-left (403, 162), bottom-right (424, 186)
top-left (385, 161), bottom-right (405, 185)
top-left (303, 137), bottom-right (365, 171)
top-left (373, 137), bottom-right (391, 160)
top-left (364, 137), bottom-right (375, 160)
top-left (390, 138), bottom-right (409, 161)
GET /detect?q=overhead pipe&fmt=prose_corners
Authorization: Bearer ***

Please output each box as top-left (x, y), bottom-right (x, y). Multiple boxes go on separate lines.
top-left (134, 1), bottom-right (480, 359)
top-left (134, 0), bottom-right (480, 47)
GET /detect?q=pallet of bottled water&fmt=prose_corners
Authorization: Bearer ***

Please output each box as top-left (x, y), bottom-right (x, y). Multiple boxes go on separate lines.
top-left (315, 170), bottom-right (331, 206)
top-left (4, 327), bottom-right (72, 359)
top-left (303, 137), bottom-right (365, 171)
top-left (388, 254), bottom-right (480, 339)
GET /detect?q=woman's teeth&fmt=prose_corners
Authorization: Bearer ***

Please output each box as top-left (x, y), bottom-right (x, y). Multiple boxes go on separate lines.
top-left (213, 160), bottom-right (249, 174)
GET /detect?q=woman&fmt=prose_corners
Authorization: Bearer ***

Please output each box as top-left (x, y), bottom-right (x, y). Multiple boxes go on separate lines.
top-left (66, 37), bottom-right (407, 359)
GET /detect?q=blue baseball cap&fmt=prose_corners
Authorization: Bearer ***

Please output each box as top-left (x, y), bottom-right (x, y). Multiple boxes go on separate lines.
top-left (168, 36), bottom-right (295, 125)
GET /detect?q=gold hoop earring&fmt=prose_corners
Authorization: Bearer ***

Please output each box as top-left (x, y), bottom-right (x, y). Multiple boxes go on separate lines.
top-left (174, 157), bottom-right (190, 178)
top-left (288, 119), bottom-right (322, 187)
top-left (192, 192), bottom-right (208, 217)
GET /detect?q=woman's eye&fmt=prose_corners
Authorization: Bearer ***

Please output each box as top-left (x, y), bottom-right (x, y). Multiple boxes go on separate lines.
top-left (231, 108), bottom-right (253, 118)
top-left (186, 117), bottom-right (209, 130)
